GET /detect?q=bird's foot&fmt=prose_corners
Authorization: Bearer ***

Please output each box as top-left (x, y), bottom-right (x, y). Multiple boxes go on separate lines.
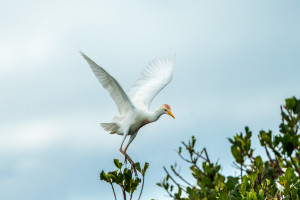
top-left (120, 150), bottom-right (138, 177)
top-left (130, 162), bottom-right (138, 177)
top-left (124, 154), bottom-right (138, 177)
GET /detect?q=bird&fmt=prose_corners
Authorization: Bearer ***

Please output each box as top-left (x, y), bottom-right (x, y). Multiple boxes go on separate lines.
top-left (80, 52), bottom-right (175, 172)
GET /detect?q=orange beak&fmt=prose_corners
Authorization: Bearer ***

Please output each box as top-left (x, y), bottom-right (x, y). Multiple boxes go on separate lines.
top-left (168, 111), bottom-right (175, 119)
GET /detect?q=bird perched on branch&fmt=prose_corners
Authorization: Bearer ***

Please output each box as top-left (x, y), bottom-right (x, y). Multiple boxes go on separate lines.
top-left (81, 52), bottom-right (175, 173)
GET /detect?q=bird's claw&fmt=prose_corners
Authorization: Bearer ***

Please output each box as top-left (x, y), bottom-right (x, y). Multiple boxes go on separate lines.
top-left (122, 154), bottom-right (138, 177)
top-left (120, 149), bottom-right (138, 177)
top-left (131, 163), bottom-right (138, 177)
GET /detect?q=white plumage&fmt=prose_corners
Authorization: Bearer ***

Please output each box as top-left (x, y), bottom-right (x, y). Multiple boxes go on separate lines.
top-left (81, 52), bottom-right (175, 171)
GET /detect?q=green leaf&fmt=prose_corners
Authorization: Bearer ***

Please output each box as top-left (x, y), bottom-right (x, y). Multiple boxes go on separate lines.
top-left (239, 183), bottom-right (246, 195)
top-left (282, 134), bottom-right (294, 156)
top-left (124, 168), bottom-right (132, 183)
top-left (248, 172), bottom-right (257, 187)
top-left (242, 175), bottom-right (249, 186)
top-left (134, 162), bottom-right (141, 173)
top-left (228, 137), bottom-right (234, 144)
top-left (285, 167), bottom-right (294, 182)
top-left (291, 188), bottom-right (298, 200)
top-left (294, 99), bottom-right (300, 113)
top-left (116, 172), bottom-right (124, 184)
top-left (219, 191), bottom-right (229, 200)
top-left (285, 97), bottom-right (297, 110)
top-left (100, 171), bottom-right (110, 182)
top-left (174, 186), bottom-right (182, 198)
top-left (226, 177), bottom-right (236, 190)
top-left (245, 126), bottom-right (252, 139)
top-left (254, 156), bottom-right (263, 173)
top-left (113, 159), bottom-right (122, 169)
top-left (178, 147), bottom-right (182, 154)
top-left (258, 189), bottom-right (264, 200)
top-left (108, 171), bottom-right (118, 182)
top-left (142, 162), bottom-right (149, 176)
top-left (266, 179), bottom-right (270, 186)
top-left (231, 145), bottom-right (242, 164)
top-left (248, 189), bottom-right (258, 200)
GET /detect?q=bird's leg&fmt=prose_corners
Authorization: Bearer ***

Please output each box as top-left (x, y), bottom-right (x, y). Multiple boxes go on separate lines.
top-left (123, 133), bottom-right (138, 176)
top-left (119, 133), bottom-right (128, 164)
top-left (123, 151), bottom-right (137, 176)
top-left (119, 132), bottom-right (138, 176)
top-left (119, 148), bottom-right (128, 164)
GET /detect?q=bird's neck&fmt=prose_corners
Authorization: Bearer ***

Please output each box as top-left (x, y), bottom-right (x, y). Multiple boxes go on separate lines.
top-left (149, 107), bottom-right (164, 122)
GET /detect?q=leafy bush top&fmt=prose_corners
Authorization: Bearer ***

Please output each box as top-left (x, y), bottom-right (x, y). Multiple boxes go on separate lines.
top-left (158, 97), bottom-right (300, 199)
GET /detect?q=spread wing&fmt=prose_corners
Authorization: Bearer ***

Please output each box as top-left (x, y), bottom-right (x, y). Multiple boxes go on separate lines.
top-left (80, 52), bottom-right (134, 115)
top-left (128, 55), bottom-right (176, 110)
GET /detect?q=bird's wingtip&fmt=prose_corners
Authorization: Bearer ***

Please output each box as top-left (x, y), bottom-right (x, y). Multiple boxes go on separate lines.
top-left (76, 45), bottom-right (85, 57)
top-left (79, 50), bottom-right (85, 57)
top-left (79, 51), bottom-right (89, 61)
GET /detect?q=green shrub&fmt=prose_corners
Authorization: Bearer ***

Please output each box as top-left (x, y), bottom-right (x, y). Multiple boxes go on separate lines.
top-left (158, 97), bottom-right (300, 199)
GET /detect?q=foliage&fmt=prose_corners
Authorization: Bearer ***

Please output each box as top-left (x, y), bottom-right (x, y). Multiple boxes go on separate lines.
top-left (100, 159), bottom-right (149, 200)
top-left (157, 97), bottom-right (300, 199)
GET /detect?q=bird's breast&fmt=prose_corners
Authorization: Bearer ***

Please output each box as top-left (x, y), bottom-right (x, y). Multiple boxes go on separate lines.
top-left (141, 119), bottom-right (151, 127)
top-left (128, 118), bottom-right (151, 135)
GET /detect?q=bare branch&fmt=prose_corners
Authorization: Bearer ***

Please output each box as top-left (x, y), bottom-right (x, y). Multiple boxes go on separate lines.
top-left (138, 175), bottom-right (145, 200)
top-left (170, 165), bottom-right (193, 187)
top-left (121, 186), bottom-right (126, 200)
top-left (232, 162), bottom-right (247, 173)
top-left (240, 143), bottom-right (243, 179)
top-left (163, 166), bottom-right (186, 192)
top-left (110, 183), bottom-right (117, 200)
top-left (264, 146), bottom-right (274, 165)
top-left (178, 151), bottom-right (194, 164)
top-left (280, 106), bottom-right (285, 124)
top-left (203, 148), bottom-right (212, 166)
top-left (290, 156), bottom-right (300, 179)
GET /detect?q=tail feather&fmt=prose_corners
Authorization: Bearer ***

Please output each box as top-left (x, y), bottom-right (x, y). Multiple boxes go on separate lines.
top-left (100, 123), bottom-right (118, 134)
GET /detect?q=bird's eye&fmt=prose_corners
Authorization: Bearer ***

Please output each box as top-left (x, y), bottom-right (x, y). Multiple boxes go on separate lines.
top-left (164, 109), bottom-right (167, 111)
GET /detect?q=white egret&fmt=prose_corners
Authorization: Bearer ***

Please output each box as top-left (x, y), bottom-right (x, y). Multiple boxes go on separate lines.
top-left (81, 52), bottom-right (175, 172)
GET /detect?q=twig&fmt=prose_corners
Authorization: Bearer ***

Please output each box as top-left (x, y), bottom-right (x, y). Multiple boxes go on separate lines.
top-left (264, 183), bottom-right (275, 195)
top-left (170, 165), bottom-right (193, 187)
top-left (264, 146), bottom-right (274, 165)
top-left (181, 142), bottom-right (208, 162)
top-left (296, 152), bottom-right (300, 161)
top-left (203, 148), bottom-right (212, 166)
top-left (163, 166), bottom-right (186, 192)
top-left (178, 151), bottom-right (194, 164)
top-left (110, 183), bottom-right (117, 200)
top-left (164, 189), bottom-right (175, 198)
top-left (138, 175), bottom-right (145, 200)
top-left (121, 185), bottom-right (126, 200)
top-left (280, 106), bottom-right (285, 124)
top-left (240, 143), bottom-right (243, 179)
top-left (290, 156), bottom-right (300, 179)
top-left (232, 162), bottom-right (247, 173)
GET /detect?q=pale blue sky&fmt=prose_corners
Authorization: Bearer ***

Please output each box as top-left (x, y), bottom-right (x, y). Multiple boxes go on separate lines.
top-left (0, 0), bottom-right (300, 199)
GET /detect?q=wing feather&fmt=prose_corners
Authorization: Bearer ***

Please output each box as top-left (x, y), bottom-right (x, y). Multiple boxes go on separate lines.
top-left (80, 52), bottom-right (134, 115)
top-left (129, 55), bottom-right (175, 110)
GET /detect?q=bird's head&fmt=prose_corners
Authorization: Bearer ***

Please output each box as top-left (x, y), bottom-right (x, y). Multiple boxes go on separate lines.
top-left (161, 104), bottom-right (175, 119)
